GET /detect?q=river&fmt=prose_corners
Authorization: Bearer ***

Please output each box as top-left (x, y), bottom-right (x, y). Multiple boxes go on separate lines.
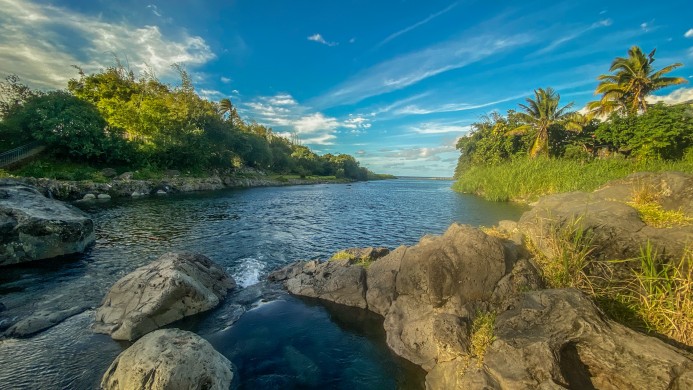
top-left (0, 179), bottom-right (526, 389)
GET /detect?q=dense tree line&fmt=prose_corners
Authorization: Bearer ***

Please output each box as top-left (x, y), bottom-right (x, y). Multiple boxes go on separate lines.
top-left (454, 46), bottom-right (691, 178)
top-left (0, 66), bottom-right (378, 180)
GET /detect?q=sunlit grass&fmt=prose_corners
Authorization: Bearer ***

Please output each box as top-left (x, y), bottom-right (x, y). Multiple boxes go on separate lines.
top-left (453, 157), bottom-right (693, 202)
top-left (626, 184), bottom-right (693, 228)
top-left (469, 311), bottom-right (496, 367)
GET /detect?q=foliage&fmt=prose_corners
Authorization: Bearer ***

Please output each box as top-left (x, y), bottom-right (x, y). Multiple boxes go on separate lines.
top-left (588, 46), bottom-right (687, 116)
top-left (329, 250), bottom-right (374, 268)
top-left (452, 157), bottom-right (693, 202)
top-left (595, 103), bottom-right (693, 160)
top-left (627, 184), bottom-right (693, 228)
top-left (508, 87), bottom-right (579, 158)
top-left (469, 311), bottom-right (496, 367)
top-left (1, 91), bottom-right (133, 163)
top-left (14, 158), bottom-right (109, 182)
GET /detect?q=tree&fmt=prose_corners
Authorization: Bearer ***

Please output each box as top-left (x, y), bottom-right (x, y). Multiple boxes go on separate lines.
top-left (508, 88), bottom-right (578, 158)
top-left (588, 46), bottom-right (687, 116)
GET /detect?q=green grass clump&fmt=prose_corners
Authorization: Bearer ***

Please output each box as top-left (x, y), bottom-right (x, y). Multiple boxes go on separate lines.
top-left (13, 159), bottom-right (108, 182)
top-left (329, 250), bottom-right (374, 268)
top-left (453, 157), bottom-right (693, 202)
top-left (626, 184), bottom-right (693, 228)
top-left (0, 169), bottom-right (11, 178)
top-left (469, 311), bottom-right (496, 367)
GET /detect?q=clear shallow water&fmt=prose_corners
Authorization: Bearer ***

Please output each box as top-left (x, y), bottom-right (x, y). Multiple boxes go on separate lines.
top-left (0, 179), bottom-right (526, 389)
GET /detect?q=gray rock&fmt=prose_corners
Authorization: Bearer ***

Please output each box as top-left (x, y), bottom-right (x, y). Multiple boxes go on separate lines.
top-left (366, 246), bottom-right (406, 316)
top-left (82, 193), bottom-right (96, 200)
top-left (455, 289), bottom-right (693, 390)
top-left (101, 328), bottom-right (233, 390)
top-left (156, 190), bottom-right (167, 195)
top-left (6, 305), bottom-right (89, 337)
top-left (100, 168), bottom-right (117, 178)
top-left (116, 172), bottom-right (133, 180)
top-left (282, 259), bottom-right (368, 309)
top-left (97, 194), bottom-right (111, 200)
top-left (93, 252), bottom-right (236, 341)
top-left (0, 180), bottom-right (95, 266)
top-left (518, 173), bottom-right (693, 263)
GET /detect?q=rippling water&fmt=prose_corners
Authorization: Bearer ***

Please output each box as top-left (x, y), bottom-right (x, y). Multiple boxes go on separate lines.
top-left (0, 179), bottom-right (526, 389)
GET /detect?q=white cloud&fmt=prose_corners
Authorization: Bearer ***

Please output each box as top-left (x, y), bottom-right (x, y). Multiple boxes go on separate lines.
top-left (376, 2), bottom-right (459, 48)
top-left (147, 4), bottom-right (162, 17)
top-left (267, 93), bottom-right (298, 106)
top-left (535, 19), bottom-right (612, 55)
top-left (685, 29), bottom-right (693, 38)
top-left (307, 33), bottom-right (338, 47)
top-left (0, 0), bottom-right (215, 90)
top-left (220, 76), bottom-right (232, 83)
top-left (198, 88), bottom-right (225, 100)
top-left (647, 88), bottom-right (693, 104)
top-left (343, 115), bottom-right (372, 133)
top-left (312, 33), bottom-right (531, 108)
top-left (394, 94), bottom-right (524, 116)
top-left (410, 124), bottom-right (472, 134)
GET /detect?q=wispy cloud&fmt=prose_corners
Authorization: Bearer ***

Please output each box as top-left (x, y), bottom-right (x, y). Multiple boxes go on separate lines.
top-left (534, 19), bottom-right (612, 55)
top-left (313, 33), bottom-right (531, 108)
top-left (307, 33), bottom-right (338, 47)
top-left (220, 76), bottom-right (232, 83)
top-left (147, 4), bottom-right (162, 17)
top-left (685, 29), bottom-right (693, 38)
top-left (410, 123), bottom-right (472, 134)
top-left (393, 94), bottom-right (526, 116)
top-left (375, 2), bottom-right (459, 48)
top-left (0, 0), bottom-right (215, 90)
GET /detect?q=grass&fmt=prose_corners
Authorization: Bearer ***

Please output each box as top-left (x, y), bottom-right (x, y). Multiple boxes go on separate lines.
top-left (453, 157), bottom-right (693, 202)
top-left (0, 169), bottom-right (11, 179)
top-left (626, 184), bottom-right (693, 228)
top-left (526, 218), bottom-right (693, 347)
top-left (468, 311), bottom-right (496, 367)
top-left (329, 250), bottom-right (374, 268)
top-left (13, 159), bottom-right (109, 182)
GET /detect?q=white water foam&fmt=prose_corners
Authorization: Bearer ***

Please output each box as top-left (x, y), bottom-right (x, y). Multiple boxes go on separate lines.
top-left (233, 257), bottom-right (267, 288)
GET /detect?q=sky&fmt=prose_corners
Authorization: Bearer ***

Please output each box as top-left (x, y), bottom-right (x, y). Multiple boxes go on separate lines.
top-left (1, 0), bottom-right (692, 177)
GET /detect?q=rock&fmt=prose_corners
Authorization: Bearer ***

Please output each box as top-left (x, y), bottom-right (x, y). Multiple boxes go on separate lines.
top-left (156, 190), bottom-right (167, 195)
top-left (101, 328), bottom-right (233, 390)
top-left (273, 259), bottom-right (369, 309)
top-left (100, 168), bottom-right (118, 178)
top-left (163, 169), bottom-right (180, 177)
top-left (338, 247), bottom-right (390, 262)
top-left (93, 252), bottom-right (236, 340)
top-left (131, 191), bottom-right (146, 197)
top-left (432, 289), bottom-right (693, 390)
top-left (365, 246), bottom-right (406, 316)
top-left (6, 305), bottom-right (89, 337)
top-left (97, 194), bottom-right (111, 200)
top-left (0, 180), bottom-right (95, 266)
top-left (116, 172), bottom-right (133, 180)
top-left (519, 173), bottom-right (693, 263)
top-left (82, 193), bottom-right (96, 200)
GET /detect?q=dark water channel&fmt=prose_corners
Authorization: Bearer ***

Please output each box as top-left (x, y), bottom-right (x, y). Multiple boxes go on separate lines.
top-left (0, 179), bottom-right (526, 389)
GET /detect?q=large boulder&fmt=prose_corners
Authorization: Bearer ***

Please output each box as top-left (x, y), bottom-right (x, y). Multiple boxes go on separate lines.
top-left (0, 180), bottom-right (95, 266)
top-left (93, 252), bottom-right (236, 340)
top-left (101, 328), bottom-right (233, 390)
top-left (519, 172), bottom-right (693, 263)
top-left (428, 289), bottom-right (693, 389)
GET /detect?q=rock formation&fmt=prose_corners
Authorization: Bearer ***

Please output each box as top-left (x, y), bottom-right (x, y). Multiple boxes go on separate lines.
top-left (101, 328), bottom-right (233, 390)
top-left (93, 252), bottom-right (236, 341)
top-left (0, 180), bottom-right (95, 266)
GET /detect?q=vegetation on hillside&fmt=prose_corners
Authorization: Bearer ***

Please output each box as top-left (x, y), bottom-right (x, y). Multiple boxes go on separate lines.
top-left (0, 65), bottom-right (385, 181)
top-left (453, 46), bottom-right (691, 201)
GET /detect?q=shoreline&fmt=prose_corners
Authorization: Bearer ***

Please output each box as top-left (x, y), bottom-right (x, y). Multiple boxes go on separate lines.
top-left (9, 174), bottom-right (358, 202)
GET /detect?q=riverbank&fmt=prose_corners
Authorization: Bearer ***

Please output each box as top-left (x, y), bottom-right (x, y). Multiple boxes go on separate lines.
top-left (4, 172), bottom-right (357, 202)
top-left (453, 157), bottom-right (693, 202)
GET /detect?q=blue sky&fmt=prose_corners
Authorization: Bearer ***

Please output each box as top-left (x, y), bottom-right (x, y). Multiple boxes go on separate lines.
top-left (1, 0), bottom-right (692, 176)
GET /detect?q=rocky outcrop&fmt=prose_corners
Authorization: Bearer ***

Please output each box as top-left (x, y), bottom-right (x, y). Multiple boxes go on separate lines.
top-left (93, 252), bottom-right (236, 341)
top-left (270, 220), bottom-right (693, 389)
top-left (428, 289), bottom-right (693, 389)
top-left (519, 171), bottom-right (693, 263)
top-left (101, 328), bottom-right (233, 390)
top-left (0, 180), bottom-right (95, 266)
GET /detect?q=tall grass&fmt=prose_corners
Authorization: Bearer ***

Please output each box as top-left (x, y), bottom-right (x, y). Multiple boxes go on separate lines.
top-left (527, 219), bottom-right (693, 347)
top-left (453, 158), bottom-right (693, 202)
top-left (468, 311), bottom-right (496, 368)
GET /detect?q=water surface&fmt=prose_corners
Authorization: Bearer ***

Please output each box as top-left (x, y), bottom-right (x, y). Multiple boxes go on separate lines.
top-left (0, 179), bottom-right (526, 389)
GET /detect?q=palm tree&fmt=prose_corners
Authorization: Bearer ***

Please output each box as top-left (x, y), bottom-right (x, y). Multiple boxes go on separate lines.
top-left (508, 87), bottom-right (579, 158)
top-left (588, 46), bottom-right (687, 115)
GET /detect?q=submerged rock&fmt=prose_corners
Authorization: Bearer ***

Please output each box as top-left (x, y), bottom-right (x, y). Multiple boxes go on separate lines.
top-left (101, 328), bottom-right (233, 390)
top-left (93, 252), bottom-right (236, 341)
top-left (0, 180), bottom-right (95, 266)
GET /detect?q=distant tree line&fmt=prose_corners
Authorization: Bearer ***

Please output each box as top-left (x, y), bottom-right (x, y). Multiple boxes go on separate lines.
top-left (0, 65), bottom-right (379, 181)
top-left (454, 46), bottom-right (691, 178)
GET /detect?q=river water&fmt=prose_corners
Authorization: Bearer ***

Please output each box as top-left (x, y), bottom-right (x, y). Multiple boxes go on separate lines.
top-left (0, 179), bottom-right (526, 389)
